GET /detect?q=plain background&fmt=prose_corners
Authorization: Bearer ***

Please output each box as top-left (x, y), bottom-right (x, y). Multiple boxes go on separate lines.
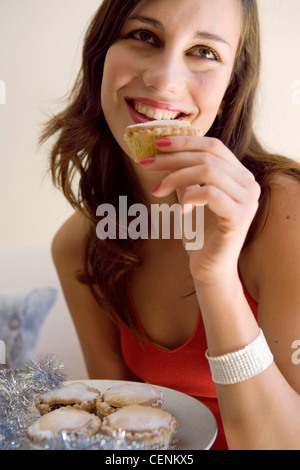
top-left (0, 1), bottom-right (299, 377)
top-left (0, 0), bottom-right (300, 246)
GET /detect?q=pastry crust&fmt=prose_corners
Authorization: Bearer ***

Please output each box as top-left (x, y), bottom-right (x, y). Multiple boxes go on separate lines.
top-left (96, 383), bottom-right (164, 418)
top-left (101, 404), bottom-right (178, 449)
top-left (124, 120), bottom-right (202, 161)
top-left (26, 406), bottom-right (101, 442)
top-left (34, 382), bottom-right (101, 415)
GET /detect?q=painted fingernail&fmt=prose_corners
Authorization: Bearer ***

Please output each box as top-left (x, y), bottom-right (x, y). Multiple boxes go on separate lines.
top-left (139, 156), bottom-right (156, 165)
top-left (150, 181), bottom-right (162, 194)
top-left (155, 138), bottom-right (172, 148)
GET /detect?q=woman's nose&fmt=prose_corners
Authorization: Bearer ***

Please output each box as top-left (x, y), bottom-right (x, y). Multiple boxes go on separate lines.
top-left (142, 51), bottom-right (186, 95)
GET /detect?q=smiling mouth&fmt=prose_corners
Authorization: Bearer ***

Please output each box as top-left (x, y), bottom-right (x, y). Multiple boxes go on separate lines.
top-left (127, 99), bottom-right (187, 121)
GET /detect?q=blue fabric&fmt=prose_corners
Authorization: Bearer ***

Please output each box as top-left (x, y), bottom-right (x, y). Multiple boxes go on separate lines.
top-left (0, 287), bottom-right (58, 368)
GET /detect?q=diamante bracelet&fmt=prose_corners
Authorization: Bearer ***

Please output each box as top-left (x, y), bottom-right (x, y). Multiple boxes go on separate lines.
top-left (205, 329), bottom-right (274, 385)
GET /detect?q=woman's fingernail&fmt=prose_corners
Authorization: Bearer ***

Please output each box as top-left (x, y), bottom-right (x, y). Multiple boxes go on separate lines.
top-left (150, 181), bottom-right (162, 194)
top-left (155, 138), bottom-right (172, 148)
top-left (139, 156), bottom-right (156, 165)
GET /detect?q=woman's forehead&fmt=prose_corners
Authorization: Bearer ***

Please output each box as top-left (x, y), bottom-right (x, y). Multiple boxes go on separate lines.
top-left (129, 0), bottom-right (242, 47)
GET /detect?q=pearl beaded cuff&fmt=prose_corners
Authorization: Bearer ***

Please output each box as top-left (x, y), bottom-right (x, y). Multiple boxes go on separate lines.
top-left (205, 329), bottom-right (274, 385)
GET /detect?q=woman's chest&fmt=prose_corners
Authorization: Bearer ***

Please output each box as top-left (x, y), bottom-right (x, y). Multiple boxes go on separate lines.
top-left (130, 241), bottom-right (200, 350)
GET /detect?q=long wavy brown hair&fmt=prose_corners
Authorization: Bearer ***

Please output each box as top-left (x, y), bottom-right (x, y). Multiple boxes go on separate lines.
top-left (41, 0), bottom-right (300, 331)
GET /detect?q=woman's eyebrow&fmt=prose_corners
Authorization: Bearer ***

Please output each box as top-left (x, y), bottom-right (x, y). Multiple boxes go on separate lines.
top-left (195, 31), bottom-right (231, 48)
top-left (127, 14), bottom-right (164, 30)
top-left (128, 14), bottom-right (230, 48)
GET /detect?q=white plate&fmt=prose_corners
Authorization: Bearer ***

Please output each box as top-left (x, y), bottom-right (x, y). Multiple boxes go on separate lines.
top-left (67, 379), bottom-right (218, 450)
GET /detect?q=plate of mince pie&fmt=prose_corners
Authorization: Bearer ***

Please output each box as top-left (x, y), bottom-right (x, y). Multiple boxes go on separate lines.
top-left (26, 380), bottom-right (217, 450)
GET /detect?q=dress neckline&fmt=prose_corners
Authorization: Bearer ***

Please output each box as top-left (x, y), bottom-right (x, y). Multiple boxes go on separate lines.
top-left (127, 270), bottom-right (258, 354)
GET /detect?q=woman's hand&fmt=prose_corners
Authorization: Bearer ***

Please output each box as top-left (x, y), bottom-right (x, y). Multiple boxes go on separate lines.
top-left (140, 135), bottom-right (261, 284)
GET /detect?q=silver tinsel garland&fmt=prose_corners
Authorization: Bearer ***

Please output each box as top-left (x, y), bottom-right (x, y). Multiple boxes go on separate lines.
top-left (0, 355), bottom-right (66, 450)
top-left (0, 355), bottom-right (166, 450)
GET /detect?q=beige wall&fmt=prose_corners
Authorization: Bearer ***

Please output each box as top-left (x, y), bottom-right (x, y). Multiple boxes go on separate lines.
top-left (0, 0), bottom-right (299, 246)
top-left (256, 0), bottom-right (300, 157)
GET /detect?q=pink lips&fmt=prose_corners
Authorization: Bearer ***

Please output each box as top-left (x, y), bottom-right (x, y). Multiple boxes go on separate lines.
top-left (125, 96), bottom-right (188, 124)
top-left (126, 101), bottom-right (151, 124)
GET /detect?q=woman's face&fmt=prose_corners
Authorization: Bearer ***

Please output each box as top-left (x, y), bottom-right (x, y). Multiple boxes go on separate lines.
top-left (101, 0), bottom-right (242, 160)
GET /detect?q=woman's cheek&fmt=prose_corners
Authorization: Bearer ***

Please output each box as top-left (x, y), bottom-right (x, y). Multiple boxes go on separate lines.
top-left (101, 46), bottom-right (128, 98)
top-left (191, 73), bottom-right (231, 133)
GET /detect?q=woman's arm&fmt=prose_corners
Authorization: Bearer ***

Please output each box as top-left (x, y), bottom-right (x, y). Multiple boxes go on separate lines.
top-left (51, 212), bottom-right (138, 381)
top-left (206, 176), bottom-right (300, 450)
top-left (145, 136), bottom-right (300, 449)
top-left (195, 271), bottom-right (300, 450)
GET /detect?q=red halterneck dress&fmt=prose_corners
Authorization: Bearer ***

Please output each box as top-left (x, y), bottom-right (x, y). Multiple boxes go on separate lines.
top-left (120, 282), bottom-right (258, 450)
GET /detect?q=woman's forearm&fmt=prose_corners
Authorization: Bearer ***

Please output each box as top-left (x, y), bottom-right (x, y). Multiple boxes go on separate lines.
top-left (194, 272), bottom-right (259, 356)
top-left (195, 275), bottom-right (300, 450)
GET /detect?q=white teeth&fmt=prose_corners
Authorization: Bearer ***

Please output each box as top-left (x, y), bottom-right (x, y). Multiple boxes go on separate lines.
top-left (133, 101), bottom-right (180, 120)
top-left (154, 108), bottom-right (164, 120)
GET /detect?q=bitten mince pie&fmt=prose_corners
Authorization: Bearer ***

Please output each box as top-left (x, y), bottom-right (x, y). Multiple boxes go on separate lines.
top-left (124, 120), bottom-right (202, 161)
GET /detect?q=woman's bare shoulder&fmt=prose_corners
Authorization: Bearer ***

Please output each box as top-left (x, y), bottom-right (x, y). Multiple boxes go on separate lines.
top-left (240, 173), bottom-right (300, 298)
top-left (51, 212), bottom-right (90, 270)
top-left (51, 212), bottom-right (137, 380)
top-left (269, 172), bottom-right (300, 204)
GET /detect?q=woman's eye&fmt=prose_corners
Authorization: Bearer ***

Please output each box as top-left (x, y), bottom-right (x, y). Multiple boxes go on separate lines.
top-left (129, 30), bottom-right (157, 45)
top-left (189, 45), bottom-right (220, 61)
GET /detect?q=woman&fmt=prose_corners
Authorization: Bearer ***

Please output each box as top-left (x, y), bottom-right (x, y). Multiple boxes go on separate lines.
top-left (42, 0), bottom-right (300, 449)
